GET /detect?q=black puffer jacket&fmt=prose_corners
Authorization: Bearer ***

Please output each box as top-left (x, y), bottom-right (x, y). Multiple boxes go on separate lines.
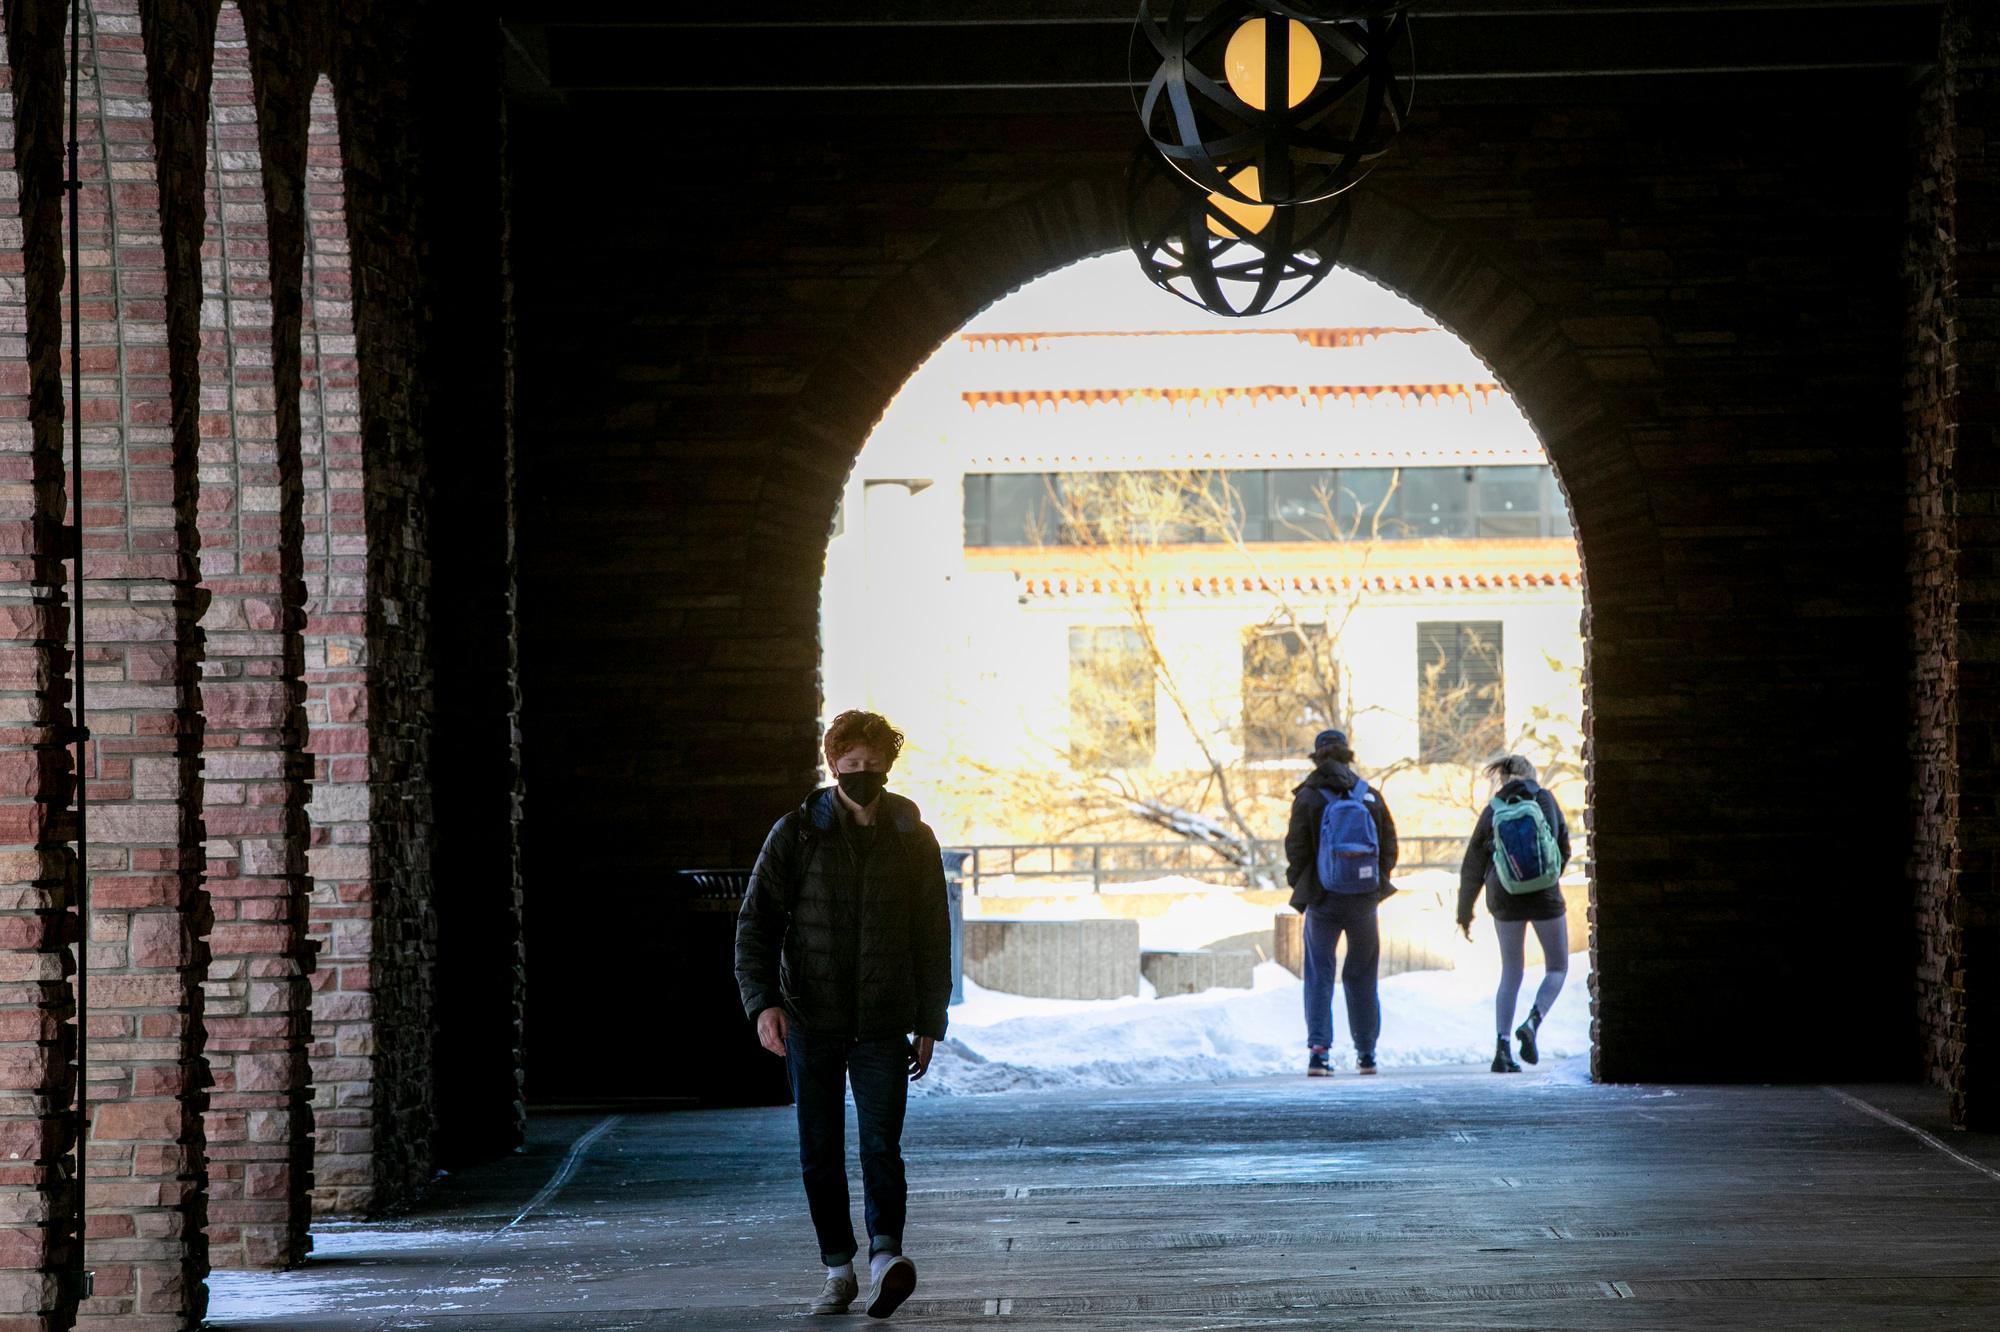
top-left (735, 788), bottom-right (953, 1040)
top-left (1457, 779), bottom-right (1570, 925)
top-left (1284, 758), bottom-right (1399, 912)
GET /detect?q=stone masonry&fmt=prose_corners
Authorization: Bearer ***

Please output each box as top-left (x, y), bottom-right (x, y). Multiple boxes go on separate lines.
top-left (1907, 0), bottom-right (2000, 1132)
top-left (0, 0), bottom-right (523, 1325)
top-left (195, 0), bottom-right (313, 1272)
top-left (0, 0), bottom-right (81, 1325)
top-left (67, 0), bottom-right (213, 1322)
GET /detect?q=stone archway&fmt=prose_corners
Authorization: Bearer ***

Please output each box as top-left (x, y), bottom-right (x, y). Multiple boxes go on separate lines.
top-left (759, 177), bottom-right (1661, 1079)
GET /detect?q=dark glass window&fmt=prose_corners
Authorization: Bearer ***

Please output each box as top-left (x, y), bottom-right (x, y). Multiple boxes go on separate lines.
top-left (1222, 471), bottom-right (1267, 543)
top-left (961, 478), bottom-right (986, 546)
top-left (1478, 514), bottom-right (1544, 538)
top-left (1416, 620), bottom-right (1505, 764)
top-left (1545, 469), bottom-right (1575, 538)
top-left (1399, 468), bottom-right (1475, 538)
top-left (1243, 625), bottom-right (1336, 759)
top-left (963, 473), bottom-right (1057, 545)
top-left (965, 466), bottom-right (1566, 546)
top-left (1268, 469), bottom-right (1338, 541)
top-left (1477, 466), bottom-right (1540, 513)
top-left (1068, 626), bottom-right (1155, 768)
top-left (1335, 468), bottom-right (1404, 540)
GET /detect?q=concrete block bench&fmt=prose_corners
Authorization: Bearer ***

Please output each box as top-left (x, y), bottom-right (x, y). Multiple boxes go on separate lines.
top-left (1140, 948), bottom-right (1256, 996)
top-left (1273, 910), bottom-right (1457, 979)
top-left (963, 918), bottom-right (1139, 999)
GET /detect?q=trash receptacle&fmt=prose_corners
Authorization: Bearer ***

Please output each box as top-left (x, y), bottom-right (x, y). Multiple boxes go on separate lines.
top-left (940, 850), bottom-right (969, 1006)
top-left (677, 869), bottom-right (792, 1108)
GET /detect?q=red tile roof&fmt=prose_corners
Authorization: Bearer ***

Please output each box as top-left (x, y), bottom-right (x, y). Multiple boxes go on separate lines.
top-left (963, 382), bottom-right (1504, 410)
top-left (959, 327), bottom-right (1434, 351)
top-left (1014, 570), bottom-right (1578, 599)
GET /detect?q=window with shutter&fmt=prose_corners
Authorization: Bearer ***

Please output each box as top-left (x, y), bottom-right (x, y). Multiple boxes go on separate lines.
top-left (1416, 621), bottom-right (1505, 764)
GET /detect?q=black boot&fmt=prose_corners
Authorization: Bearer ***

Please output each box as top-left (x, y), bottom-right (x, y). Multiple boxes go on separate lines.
top-left (1514, 1005), bottom-right (1543, 1066)
top-left (1491, 1036), bottom-right (1521, 1073)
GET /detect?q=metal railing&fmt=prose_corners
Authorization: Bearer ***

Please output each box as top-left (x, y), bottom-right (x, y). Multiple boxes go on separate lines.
top-left (945, 835), bottom-right (1471, 895)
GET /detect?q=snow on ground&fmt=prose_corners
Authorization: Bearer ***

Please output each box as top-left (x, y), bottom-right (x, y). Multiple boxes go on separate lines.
top-left (204, 1224), bottom-right (478, 1323)
top-left (919, 946), bottom-right (1590, 1096)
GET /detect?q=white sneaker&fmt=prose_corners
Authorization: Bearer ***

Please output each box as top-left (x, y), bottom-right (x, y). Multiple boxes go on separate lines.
top-left (810, 1271), bottom-right (858, 1315)
top-left (866, 1254), bottom-right (917, 1318)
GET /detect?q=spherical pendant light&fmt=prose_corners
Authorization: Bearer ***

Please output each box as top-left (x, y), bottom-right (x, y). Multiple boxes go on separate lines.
top-left (1133, 0), bottom-right (1412, 208)
top-left (1250, 1), bottom-right (1410, 20)
top-left (1125, 143), bottom-right (1353, 318)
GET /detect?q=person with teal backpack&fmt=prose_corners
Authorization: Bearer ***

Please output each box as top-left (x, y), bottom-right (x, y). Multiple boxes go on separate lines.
top-left (1285, 728), bottom-right (1399, 1077)
top-left (1456, 755), bottom-right (1572, 1073)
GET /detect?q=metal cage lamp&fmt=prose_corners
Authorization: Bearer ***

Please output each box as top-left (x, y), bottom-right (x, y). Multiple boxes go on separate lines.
top-left (1125, 143), bottom-right (1353, 318)
top-left (1133, 0), bottom-right (1412, 208)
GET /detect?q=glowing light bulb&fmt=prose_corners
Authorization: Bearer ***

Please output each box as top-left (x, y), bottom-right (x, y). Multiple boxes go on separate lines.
top-left (1223, 18), bottom-right (1322, 112)
top-left (1206, 166), bottom-right (1273, 238)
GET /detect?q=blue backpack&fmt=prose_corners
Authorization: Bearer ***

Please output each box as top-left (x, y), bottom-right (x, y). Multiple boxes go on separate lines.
top-left (1315, 780), bottom-right (1381, 893)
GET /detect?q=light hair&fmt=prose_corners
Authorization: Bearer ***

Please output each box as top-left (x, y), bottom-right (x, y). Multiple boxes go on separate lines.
top-left (1483, 754), bottom-right (1537, 785)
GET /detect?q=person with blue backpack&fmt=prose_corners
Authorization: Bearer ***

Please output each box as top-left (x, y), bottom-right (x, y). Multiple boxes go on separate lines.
top-left (1285, 728), bottom-right (1399, 1077)
top-left (1456, 754), bottom-right (1572, 1074)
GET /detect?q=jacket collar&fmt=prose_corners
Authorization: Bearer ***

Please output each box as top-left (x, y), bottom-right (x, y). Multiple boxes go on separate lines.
top-left (805, 785), bottom-right (918, 834)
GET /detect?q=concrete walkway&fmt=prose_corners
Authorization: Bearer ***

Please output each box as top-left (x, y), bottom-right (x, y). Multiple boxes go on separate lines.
top-left (205, 1062), bottom-right (2000, 1329)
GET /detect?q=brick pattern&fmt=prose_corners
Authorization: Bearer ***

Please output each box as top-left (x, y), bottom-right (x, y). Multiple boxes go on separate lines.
top-left (0, 0), bottom-right (81, 1325)
top-left (1908, 1), bottom-right (2000, 1131)
top-left (68, 0), bottom-right (211, 1324)
top-left (293, 73), bottom-right (376, 1218)
top-left (0, 0), bottom-right (512, 1316)
top-left (194, 1), bottom-right (312, 1271)
top-left (1944, 0), bottom-right (2000, 1134)
top-left (1908, 67), bottom-right (1957, 1107)
top-left (333, 14), bottom-right (437, 1208)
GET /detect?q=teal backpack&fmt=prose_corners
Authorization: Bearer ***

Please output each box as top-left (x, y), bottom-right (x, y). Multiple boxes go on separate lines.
top-left (1489, 790), bottom-right (1562, 894)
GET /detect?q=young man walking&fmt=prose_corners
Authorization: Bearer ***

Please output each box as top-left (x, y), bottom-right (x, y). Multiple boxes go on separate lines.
top-left (735, 710), bottom-right (954, 1319)
top-left (1285, 728), bottom-right (1399, 1076)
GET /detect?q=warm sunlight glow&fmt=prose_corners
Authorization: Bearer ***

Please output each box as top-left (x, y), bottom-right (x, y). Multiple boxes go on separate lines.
top-left (819, 256), bottom-right (1587, 1020)
top-left (1224, 17), bottom-right (1322, 112)
top-left (1206, 166), bottom-right (1274, 238)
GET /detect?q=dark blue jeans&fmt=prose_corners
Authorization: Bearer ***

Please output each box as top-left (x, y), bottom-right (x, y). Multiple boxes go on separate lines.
top-left (785, 1027), bottom-right (909, 1266)
top-left (1302, 894), bottom-right (1382, 1055)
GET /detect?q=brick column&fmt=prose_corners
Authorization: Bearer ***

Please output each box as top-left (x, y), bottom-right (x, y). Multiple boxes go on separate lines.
top-left (295, 75), bottom-right (372, 1217)
top-left (195, 1), bottom-right (311, 1270)
top-left (69, 1), bottom-right (210, 1323)
top-left (0, 2), bottom-right (81, 1327)
top-left (1908, 0), bottom-right (2000, 1133)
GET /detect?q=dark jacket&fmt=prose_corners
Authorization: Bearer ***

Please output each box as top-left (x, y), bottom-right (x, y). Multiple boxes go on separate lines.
top-left (735, 787), bottom-right (953, 1040)
top-left (1457, 779), bottom-right (1571, 925)
top-left (1284, 759), bottom-right (1399, 912)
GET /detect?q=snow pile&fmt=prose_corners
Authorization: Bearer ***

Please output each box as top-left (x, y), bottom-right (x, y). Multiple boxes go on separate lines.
top-left (920, 948), bottom-right (1590, 1096)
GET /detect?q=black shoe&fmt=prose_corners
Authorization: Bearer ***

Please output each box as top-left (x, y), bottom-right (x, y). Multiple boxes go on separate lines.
top-left (1514, 1007), bottom-right (1541, 1066)
top-left (1356, 1052), bottom-right (1377, 1075)
top-left (1491, 1038), bottom-right (1521, 1073)
top-left (1307, 1049), bottom-right (1332, 1078)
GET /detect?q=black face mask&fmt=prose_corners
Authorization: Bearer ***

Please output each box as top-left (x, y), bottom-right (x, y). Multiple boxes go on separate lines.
top-left (837, 770), bottom-right (888, 806)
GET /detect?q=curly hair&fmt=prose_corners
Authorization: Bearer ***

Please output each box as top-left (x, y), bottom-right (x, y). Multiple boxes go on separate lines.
top-left (823, 709), bottom-right (906, 768)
